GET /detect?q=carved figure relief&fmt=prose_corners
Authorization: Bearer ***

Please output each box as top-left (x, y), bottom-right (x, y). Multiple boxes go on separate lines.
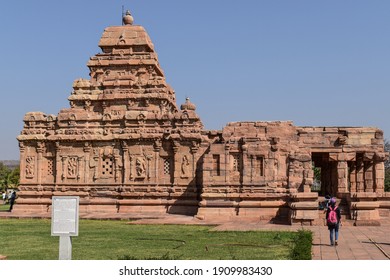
top-left (127, 100), bottom-right (135, 110)
top-left (181, 112), bottom-right (190, 124)
top-left (137, 113), bottom-right (146, 125)
top-left (136, 157), bottom-right (146, 177)
top-left (25, 156), bottom-right (35, 178)
top-left (84, 100), bottom-right (92, 111)
top-left (181, 155), bottom-right (190, 178)
top-left (69, 114), bottom-right (76, 126)
top-left (28, 116), bottom-right (36, 127)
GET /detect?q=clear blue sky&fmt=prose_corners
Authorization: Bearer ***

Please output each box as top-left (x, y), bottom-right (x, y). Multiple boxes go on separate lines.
top-left (1, 0), bottom-right (389, 160)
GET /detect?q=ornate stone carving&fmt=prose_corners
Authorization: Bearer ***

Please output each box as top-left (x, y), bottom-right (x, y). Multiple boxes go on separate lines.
top-left (135, 157), bottom-right (146, 177)
top-left (25, 156), bottom-right (35, 178)
top-left (67, 157), bottom-right (78, 178)
top-left (181, 155), bottom-right (190, 178)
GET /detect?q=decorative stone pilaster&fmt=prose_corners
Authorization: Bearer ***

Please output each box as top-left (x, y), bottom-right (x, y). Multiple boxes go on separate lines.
top-left (121, 141), bottom-right (129, 184)
top-left (153, 139), bottom-right (162, 182)
top-left (242, 143), bottom-right (249, 184)
top-left (114, 150), bottom-right (121, 183)
top-left (83, 142), bottom-right (92, 184)
top-left (19, 142), bottom-right (26, 182)
top-left (190, 141), bottom-right (199, 181)
top-left (172, 140), bottom-right (180, 184)
top-left (77, 156), bottom-right (83, 182)
top-left (55, 142), bottom-right (61, 185)
top-left (36, 142), bottom-right (45, 186)
top-left (224, 143), bottom-right (231, 184)
top-left (61, 156), bottom-right (67, 182)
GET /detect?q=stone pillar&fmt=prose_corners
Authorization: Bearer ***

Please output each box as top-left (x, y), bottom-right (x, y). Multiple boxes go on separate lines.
top-left (337, 161), bottom-right (348, 194)
top-left (363, 153), bottom-right (375, 192)
top-left (364, 162), bottom-right (374, 192)
top-left (356, 159), bottom-right (365, 192)
top-left (349, 162), bottom-right (357, 193)
top-left (374, 152), bottom-right (388, 193)
top-left (374, 161), bottom-right (385, 193)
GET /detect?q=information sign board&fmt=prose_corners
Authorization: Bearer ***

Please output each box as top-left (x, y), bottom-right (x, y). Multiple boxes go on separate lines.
top-left (51, 196), bottom-right (79, 236)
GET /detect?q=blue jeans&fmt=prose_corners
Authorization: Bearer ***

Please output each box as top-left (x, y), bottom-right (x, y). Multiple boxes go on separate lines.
top-left (329, 223), bottom-right (339, 245)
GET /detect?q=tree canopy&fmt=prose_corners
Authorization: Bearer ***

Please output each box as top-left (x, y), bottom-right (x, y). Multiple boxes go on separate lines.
top-left (0, 163), bottom-right (19, 192)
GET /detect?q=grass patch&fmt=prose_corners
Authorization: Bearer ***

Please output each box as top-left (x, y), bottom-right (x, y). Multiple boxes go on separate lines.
top-left (0, 219), bottom-right (312, 260)
top-left (0, 203), bottom-right (9, 211)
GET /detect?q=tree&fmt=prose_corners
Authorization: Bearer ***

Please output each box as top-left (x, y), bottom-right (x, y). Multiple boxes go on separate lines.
top-left (0, 163), bottom-right (19, 192)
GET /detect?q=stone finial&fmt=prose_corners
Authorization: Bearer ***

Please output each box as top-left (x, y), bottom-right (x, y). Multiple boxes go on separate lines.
top-left (180, 97), bottom-right (196, 111)
top-left (123, 10), bottom-right (134, 25)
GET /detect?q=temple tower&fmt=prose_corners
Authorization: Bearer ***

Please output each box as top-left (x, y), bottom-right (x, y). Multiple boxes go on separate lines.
top-left (17, 11), bottom-right (204, 215)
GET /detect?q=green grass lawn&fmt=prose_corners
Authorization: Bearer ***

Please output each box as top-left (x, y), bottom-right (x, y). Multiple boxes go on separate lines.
top-left (0, 219), bottom-right (312, 260)
top-left (0, 203), bottom-right (9, 211)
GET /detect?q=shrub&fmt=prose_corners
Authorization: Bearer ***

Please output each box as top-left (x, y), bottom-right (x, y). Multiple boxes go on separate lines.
top-left (290, 229), bottom-right (312, 260)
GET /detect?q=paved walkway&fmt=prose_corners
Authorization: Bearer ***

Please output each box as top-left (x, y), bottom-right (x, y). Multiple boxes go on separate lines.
top-left (1, 210), bottom-right (390, 260)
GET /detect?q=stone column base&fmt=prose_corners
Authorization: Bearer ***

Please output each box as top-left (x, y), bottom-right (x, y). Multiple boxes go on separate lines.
top-left (289, 192), bottom-right (319, 225)
top-left (351, 192), bottom-right (381, 226)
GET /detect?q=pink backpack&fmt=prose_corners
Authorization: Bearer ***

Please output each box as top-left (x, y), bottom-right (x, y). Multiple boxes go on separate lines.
top-left (327, 206), bottom-right (338, 226)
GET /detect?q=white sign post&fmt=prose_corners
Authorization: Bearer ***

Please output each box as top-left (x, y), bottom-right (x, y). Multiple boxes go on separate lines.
top-left (51, 196), bottom-right (79, 260)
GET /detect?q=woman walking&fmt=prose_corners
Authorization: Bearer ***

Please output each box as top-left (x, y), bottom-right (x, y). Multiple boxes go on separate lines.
top-left (326, 197), bottom-right (341, 246)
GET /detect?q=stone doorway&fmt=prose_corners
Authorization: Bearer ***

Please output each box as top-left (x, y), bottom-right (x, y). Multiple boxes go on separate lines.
top-left (312, 152), bottom-right (338, 197)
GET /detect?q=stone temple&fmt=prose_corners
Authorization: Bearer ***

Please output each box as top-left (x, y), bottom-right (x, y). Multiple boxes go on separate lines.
top-left (17, 11), bottom-right (390, 225)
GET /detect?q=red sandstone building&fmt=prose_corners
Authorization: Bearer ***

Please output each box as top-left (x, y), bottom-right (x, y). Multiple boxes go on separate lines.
top-left (16, 11), bottom-right (389, 225)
